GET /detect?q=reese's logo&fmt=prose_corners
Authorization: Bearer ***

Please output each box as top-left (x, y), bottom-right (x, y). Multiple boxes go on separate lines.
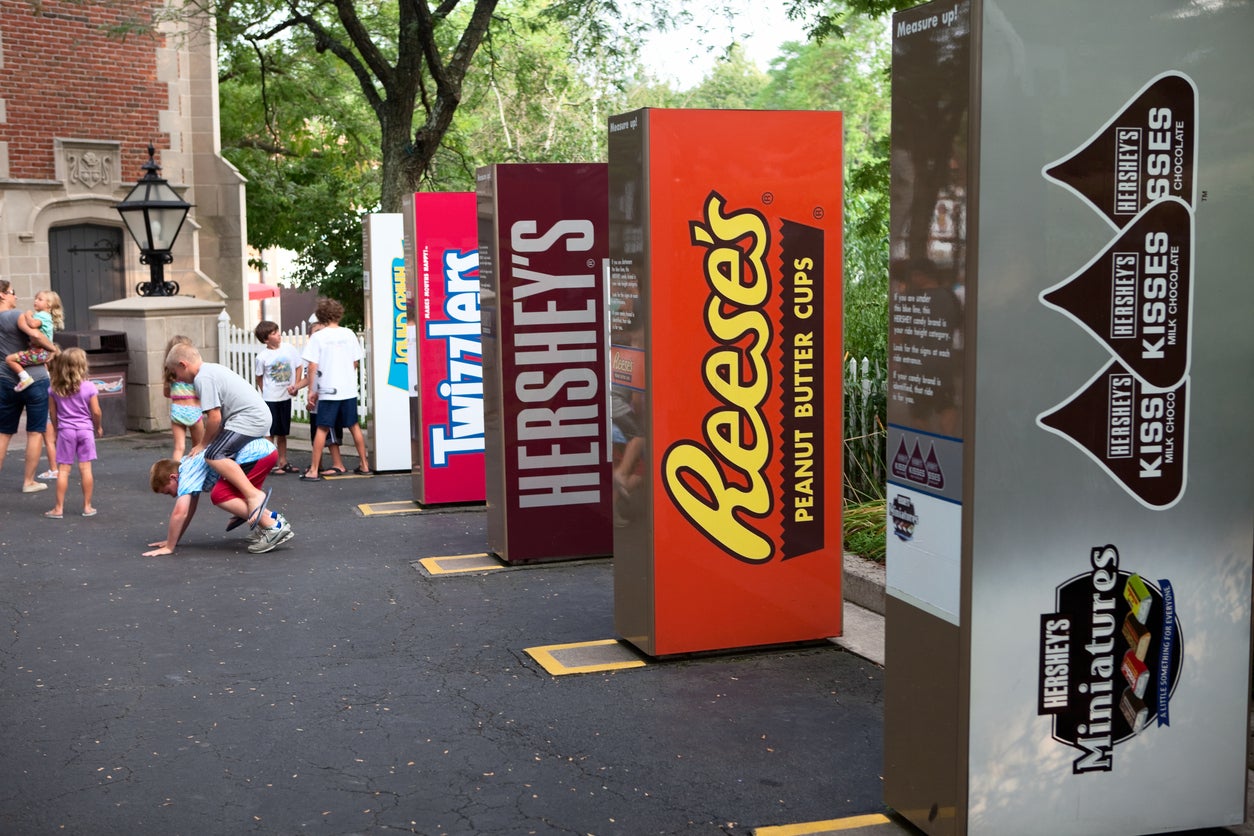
top-left (661, 192), bottom-right (828, 564)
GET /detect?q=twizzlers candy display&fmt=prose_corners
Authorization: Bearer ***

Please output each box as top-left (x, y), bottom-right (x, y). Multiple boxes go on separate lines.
top-left (403, 192), bottom-right (486, 505)
top-left (609, 108), bottom-right (843, 656)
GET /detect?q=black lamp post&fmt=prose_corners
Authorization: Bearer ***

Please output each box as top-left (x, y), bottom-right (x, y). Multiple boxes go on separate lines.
top-left (115, 144), bottom-right (192, 297)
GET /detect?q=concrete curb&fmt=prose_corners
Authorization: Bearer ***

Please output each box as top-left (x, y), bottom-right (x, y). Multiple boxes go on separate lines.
top-left (844, 552), bottom-right (885, 616)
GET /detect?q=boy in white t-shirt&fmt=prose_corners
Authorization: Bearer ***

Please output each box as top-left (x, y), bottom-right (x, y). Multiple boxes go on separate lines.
top-left (253, 321), bottom-right (304, 474)
top-left (300, 299), bottom-right (371, 480)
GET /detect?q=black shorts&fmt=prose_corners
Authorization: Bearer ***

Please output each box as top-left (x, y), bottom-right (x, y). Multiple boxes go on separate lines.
top-left (204, 429), bottom-right (260, 462)
top-left (266, 400), bottom-right (293, 437)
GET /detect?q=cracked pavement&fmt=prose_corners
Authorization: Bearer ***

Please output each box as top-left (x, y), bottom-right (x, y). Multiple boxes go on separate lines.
top-left (1, 433), bottom-right (883, 835)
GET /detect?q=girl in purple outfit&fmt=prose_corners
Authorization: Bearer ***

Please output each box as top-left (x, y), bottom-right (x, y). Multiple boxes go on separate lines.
top-left (44, 348), bottom-right (102, 519)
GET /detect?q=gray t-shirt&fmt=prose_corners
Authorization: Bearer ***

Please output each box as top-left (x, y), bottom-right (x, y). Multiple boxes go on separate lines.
top-left (0, 309), bottom-right (50, 385)
top-left (194, 362), bottom-right (271, 436)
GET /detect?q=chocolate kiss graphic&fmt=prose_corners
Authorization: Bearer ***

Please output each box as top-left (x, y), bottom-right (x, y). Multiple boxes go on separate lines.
top-left (1041, 198), bottom-right (1193, 389)
top-left (1037, 359), bottom-right (1187, 510)
top-left (1043, 72), bottom-right (1196, 229)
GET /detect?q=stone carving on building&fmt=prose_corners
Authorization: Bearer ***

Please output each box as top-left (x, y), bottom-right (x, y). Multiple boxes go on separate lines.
top-left (58, 140), bottom-right (121, 194)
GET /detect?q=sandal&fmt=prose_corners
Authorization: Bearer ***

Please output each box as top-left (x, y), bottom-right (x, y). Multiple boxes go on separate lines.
top-left (246, 487), bottom-right (273, 530)
top-left (320, 466), bottom-right (347, 476)
top-left (280, 463), bottom-right (300, 474)
top-left (353, 466), bottom-right (371, 475)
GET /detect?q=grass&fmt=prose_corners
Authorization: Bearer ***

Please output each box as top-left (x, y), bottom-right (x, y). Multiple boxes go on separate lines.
top-left (843, 498), bottom-right (886, 563)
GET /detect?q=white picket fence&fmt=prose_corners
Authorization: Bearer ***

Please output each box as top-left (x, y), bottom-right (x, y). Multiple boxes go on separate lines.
top-left (216, 310), bottom-right (885, 493)
top-left (215, 311), bottom-right (370, 424)
top-left (843, 355), bottom-right (887, 502)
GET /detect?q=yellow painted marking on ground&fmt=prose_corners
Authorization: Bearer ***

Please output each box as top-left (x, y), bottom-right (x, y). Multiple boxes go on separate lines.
top-left (753, 814), bottom-right (892, 835)
top-left (525, 639), bottom-right (648, 676)
top-left (358, 500), bottom-right (423, 516)
top-left (417, 553), bottom-right (505, 576)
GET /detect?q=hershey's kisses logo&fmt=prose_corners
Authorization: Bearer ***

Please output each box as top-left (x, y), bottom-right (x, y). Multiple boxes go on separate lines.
top-left (1039, 71), bottom-right (1196, 509)
top-left (661, 191), bottom-right (828, 564)
top-left (1038, 545), bottom-right (1181, 774)
top-left (425, 248), bottom-right (484, 466)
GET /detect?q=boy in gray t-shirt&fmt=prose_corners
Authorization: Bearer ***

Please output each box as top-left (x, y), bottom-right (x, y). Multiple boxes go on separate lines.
top-left (165, 343), bottom-right (274, 528)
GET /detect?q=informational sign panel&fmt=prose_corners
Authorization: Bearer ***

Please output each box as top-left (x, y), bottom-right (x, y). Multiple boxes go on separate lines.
top-left (362, 213), bottom-right (410, 472)
top-left (402, 192), bottom-right (485, 505)
top-left (476, 164), bottom-right (612, 564)
top-left (609, 108), bottom-right (844, 657)
top-left (883, 2), bottom-right (1254, 834)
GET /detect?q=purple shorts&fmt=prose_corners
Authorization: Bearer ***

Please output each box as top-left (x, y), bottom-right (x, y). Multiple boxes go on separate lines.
top-left (55, 426), bottom-right (98, 465)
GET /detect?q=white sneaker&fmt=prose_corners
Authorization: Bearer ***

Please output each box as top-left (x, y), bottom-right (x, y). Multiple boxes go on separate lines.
top-left (247, 518), bottom-right (294, 554)
top-left (14, 372), bottom-right (34, 392)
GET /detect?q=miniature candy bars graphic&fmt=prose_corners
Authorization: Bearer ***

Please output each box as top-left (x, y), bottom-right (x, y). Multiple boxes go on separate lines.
top-left (1121, 648), bottom-right (1150, 699)
top-left (1120, 686), bottom-right (1148, 733)
top-left (1122, 611), bottom-right (1152, 661)
top-left (1123, 574), bottom-right (1153, 623)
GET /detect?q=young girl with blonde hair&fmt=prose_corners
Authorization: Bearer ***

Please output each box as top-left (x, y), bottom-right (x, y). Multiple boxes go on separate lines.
top-left (163, 335), bottom-right (204, 460)
top-left (7, 289), bottom-right (62, 391)
top-left (4, 289), bottom-right (64, 480)
top-left (44, 347), bottom-right (102, 518)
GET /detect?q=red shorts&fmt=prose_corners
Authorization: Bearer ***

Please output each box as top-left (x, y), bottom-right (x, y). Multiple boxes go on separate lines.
top-left (209, 451), bottom-right (277, 506)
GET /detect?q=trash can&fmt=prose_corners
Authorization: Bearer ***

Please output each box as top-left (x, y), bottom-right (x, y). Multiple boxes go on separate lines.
top-left (55, 330), bottom-right (129, 436)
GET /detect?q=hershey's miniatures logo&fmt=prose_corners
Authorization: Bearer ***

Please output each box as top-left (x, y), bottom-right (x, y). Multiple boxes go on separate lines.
top-left (889, 494), bottom-right (917, 541)
top-left (1038, 545), bottom-right (1181, 774)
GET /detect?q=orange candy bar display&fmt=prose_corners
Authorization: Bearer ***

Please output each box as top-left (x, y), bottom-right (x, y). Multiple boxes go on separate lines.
top-left (609, 109), bottom-right (844, 656)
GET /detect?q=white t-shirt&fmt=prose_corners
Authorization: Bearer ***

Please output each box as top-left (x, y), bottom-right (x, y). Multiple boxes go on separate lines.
top-left (302, 325), bottom-right (362, 400)
top-left (254, 343), bottom-right (303, 402)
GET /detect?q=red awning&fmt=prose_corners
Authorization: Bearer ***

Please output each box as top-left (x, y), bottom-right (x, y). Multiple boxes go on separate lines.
top-left (249, 283), bottom-right (281, 300)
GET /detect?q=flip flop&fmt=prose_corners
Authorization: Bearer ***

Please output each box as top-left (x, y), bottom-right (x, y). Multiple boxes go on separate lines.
top-left (225, 515), bottom-right (247, 531)
top-left (320, 466), bottom-right (347, 476)
top-left (246, 487), bottom-right (273, 530)
top-left (280, 463), bottom-right (300, 474)
top-left (353, 466), bottom-right (371, 475)
top-left (298, 473), bottom-right (322, 482)
top-left (43, 510), bottom-right (63, 519)
top-left (81, 509), bottom-right (97, 517)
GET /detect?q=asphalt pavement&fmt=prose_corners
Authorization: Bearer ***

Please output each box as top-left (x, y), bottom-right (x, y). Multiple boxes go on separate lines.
top-left (2, 430), bottom-right (1250, 836)
top-left (0, 431), bottom-right (887, 836)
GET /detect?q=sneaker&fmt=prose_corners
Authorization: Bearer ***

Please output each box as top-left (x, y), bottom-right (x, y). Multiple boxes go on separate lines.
top-left (247, 518), bottom-right (295, 554)
top-left (14, 373), bottom-right (33, 393)
top-left (37, 470), bottom-right (58, 480)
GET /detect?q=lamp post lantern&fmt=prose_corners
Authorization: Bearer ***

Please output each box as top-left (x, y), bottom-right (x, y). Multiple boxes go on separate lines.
top-left (114, 144), bottom-right (192, 297)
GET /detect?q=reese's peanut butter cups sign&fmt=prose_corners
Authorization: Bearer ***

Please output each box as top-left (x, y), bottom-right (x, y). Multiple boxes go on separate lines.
top-left (609, 108), bottom-right (843, 655)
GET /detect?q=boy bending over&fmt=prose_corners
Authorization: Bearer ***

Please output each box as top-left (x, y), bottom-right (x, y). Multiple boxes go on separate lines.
top-left (145, 438), bottom-right (295, 556)
top-left (166, 343), bottom-right (274, 526)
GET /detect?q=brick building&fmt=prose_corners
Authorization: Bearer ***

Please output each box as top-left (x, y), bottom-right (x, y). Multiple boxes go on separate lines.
top-left (0, 0), bottom-right (248, 329)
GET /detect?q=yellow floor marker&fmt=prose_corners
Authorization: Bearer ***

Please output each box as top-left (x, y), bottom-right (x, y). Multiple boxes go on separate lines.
top-left (525, 639), bottom-right (648, 676)
top-left (358, 500), bottom-right (423, 517)
top-left (753, 814), bottom-right (893, 836)
top-left (415, 553), bottom-right (506, 576)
